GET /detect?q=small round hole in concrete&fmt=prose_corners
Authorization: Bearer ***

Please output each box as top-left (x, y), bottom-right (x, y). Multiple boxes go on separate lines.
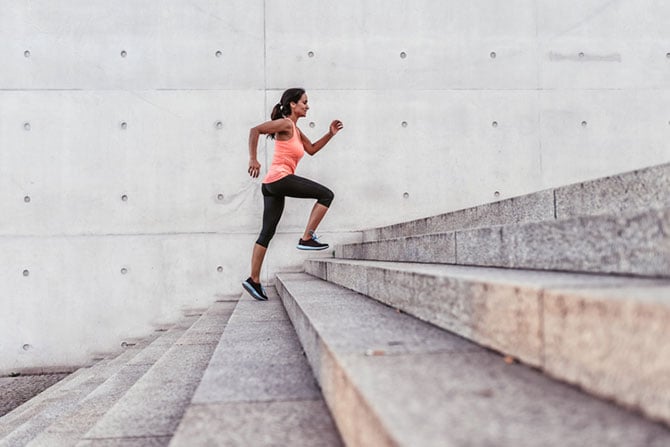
top-left (492, 121), bottom-right (498, 128)
top-left (120, 50), bottom-right (127, 58)
top-left (217, 193), bottom-right (224, 201)
top-left (579, 52), bottom-right (585, 58)
top-left (215, 50), bottom-right (222, 58)
top-left (307, 51), bottom-right (314, 58)
top-left (121, 268), bottom-right (128, 275)
top-left (24, 50), bottom-right (31, 58)
top-left (24, 196), bottom-right (31, 203)
top-left (581, 121), bottom-right (588, 127)
top-left (216, 121), bottom-right (223, 129)
top-left (22, 344), bottom-right (32, 351)
top-left (217, 266), bottom-right (224, 273)
top-left (120, 122), bottom-right (127, 130)
top-left (494, 191), bottom-right (501, 198)
top-left (309, 122), bottom-right (315, 128)
top-left (23, 269), bottom-right (30, 277)
top-left (401, 121), bottom-right (408, 128)
top-left (121, 195), bottom-right (128, 202)
top-left (24, 122), bottom-right (31, 131)
top-left (666, 52), bottom-right (670, 59)
top-left (403, 192), bottom-right (409, 199)
top-left (490, 51), bottom-right (497, 59)
top-left (400, 51), bottom-right (407, 59)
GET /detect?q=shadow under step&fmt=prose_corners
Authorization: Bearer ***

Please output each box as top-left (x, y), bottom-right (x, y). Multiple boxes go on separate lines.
top-left (342, 206), bottom-right (670, 278)
top-left (170, 289), bottom-right (342, 447)
top-left (305, 258), bottom-right (670, 427)
top-left (277, 272), bottom-right (670, 447)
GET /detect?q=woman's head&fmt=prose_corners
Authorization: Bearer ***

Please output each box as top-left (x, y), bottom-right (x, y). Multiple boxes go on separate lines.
top-left (271, 88), bottom-right (307, 120)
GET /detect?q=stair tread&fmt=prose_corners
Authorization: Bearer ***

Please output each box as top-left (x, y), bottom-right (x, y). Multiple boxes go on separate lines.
top-left (277, 272), bottom-right (670, 447)
top-left (1, 314), bottom-right (205, 447)
top-left (306, 258), bottom-right (670, 423)
top-left (76, 303), bottom-right (235, 444)
top-left (170, 289), bottom-right (342, 447)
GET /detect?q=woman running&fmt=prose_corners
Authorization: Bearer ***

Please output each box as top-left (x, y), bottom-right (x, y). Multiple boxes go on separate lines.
top-left (243, 88), bottom-right (344, 301)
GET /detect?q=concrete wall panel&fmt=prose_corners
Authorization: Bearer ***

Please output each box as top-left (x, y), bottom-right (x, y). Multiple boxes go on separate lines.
top-left (0, 90), bottom-right (266, 235)
top-left (539, 89), bottom-right (670, 188)
top-left (266, 0), bottom-right (538, 90)
top-left (0, 0), bottom-right (265, 89)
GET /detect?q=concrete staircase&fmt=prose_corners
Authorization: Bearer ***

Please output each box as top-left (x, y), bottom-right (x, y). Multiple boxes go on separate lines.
top-left (287, 162), bottom-right (670, 445)
top-left (1, 162), bottom-right (668, 446)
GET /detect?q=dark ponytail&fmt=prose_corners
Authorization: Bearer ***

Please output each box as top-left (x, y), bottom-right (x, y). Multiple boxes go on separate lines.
top-left (270, 87), bottom-right (306, 121)
top-left (268, 88), bottom-right (305, 139)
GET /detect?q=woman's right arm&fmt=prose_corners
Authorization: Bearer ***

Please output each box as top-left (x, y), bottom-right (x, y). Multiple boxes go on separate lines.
top-left (248, 119), bottom-right (292, 178)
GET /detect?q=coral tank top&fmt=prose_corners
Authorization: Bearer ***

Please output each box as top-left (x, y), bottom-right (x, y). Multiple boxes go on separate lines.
top-left (263, 119), bottom-right (305, 184)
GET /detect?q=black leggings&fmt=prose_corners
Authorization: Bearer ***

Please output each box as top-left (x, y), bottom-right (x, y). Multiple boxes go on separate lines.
top-left (256, 174), bottom-right (334, 247)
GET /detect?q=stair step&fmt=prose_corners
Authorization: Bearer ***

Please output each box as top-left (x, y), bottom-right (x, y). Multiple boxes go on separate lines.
top-left (0, 316), bottom-right (200, 447)
top-left (0, 374), bottom-right (69, 419)
top-left (26, 302), bottom-right (236, 447)
top-left (276, 272), bottom-right (670, 446)
top-left (363, 162), bottom-right (670, 242)
top-left (342, 206), bottom-right (670, 278)
top-left (75, 302), bottom-right (236, 446)
top-left (305, 258), bottom-right (670, 425)
top-left (170, 290), bottom-right (342, 446)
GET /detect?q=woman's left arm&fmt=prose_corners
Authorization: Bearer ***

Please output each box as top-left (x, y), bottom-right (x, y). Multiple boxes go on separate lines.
top-left (300, 120), bottom-right (344, 155)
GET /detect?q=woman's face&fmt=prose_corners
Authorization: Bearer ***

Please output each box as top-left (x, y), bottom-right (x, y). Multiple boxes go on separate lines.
top-left (292, 94), bottom-right (309, 117)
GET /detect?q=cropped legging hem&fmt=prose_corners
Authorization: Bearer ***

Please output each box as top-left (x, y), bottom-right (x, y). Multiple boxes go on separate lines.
top-left (256, 174), bottom-right (334, 248)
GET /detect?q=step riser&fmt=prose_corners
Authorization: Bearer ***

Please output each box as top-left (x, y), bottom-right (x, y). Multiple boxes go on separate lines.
top-left (305, 259), bottom-right (670, 426)
top-left (364, 163), bottom-right (670, 241)
top-left (343, 208), bottom-right (670, 278)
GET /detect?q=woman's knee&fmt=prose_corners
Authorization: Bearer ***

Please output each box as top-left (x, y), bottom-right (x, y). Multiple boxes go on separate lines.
top-left (318, 188), bottom-right (334, 207)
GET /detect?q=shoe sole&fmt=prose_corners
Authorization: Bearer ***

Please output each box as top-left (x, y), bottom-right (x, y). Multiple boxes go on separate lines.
top-left (296, 245), bottom-right (329, 251)
top-left (242, 282), bottom-right (268, 301)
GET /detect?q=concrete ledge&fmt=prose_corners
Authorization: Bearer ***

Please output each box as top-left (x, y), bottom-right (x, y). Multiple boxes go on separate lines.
top-left (304, 259), bottom-right (670, 425)
top-left (277, 272), bottom-right (670, 446)
top-left (362, 162), bottom-right (670, 242)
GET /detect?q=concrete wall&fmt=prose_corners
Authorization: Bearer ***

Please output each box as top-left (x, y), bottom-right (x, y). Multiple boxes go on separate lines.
top-left (1, 0), bottom-right (669, 373)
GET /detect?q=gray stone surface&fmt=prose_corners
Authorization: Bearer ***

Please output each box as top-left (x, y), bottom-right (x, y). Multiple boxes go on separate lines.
top-left (192, 293), bottom-right (321, 404)
top-left (170, 401), bottom-right (342, 447)
top-left (362, 163), bottom-right (670, 244)
top-left (81, 307), bottom-right (231, 442)
top-left (77, 436), bottom-right (171, 447)
top-left (28, 364), bottom-right (152, 447)
top-left (500, 207), bottom-right (670, 277)
top-left (363, 189), bottom-right (554, 241)
top-left (277, 273), bottom-right (670, 446)
top-left (303, 259), bottom-right (670, 425)
top-left (81, 343), bottom-right (216, 440)
top-left (352, 207), bottom-right (670, 278)
top-left (543, 285), bottom-right (670, 424)
top-left (556, 162), bottom-right (670, 219)
top-left (0, 374), bottom-right (69, 418)
top-left (340, 232), bottom-right (456, 263)
top-left (171, 288), bottom-right (341, 446)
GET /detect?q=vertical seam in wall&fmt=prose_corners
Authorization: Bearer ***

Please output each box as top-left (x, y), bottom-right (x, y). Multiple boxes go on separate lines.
top-left (534, 0), bottom-right (544, 184)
